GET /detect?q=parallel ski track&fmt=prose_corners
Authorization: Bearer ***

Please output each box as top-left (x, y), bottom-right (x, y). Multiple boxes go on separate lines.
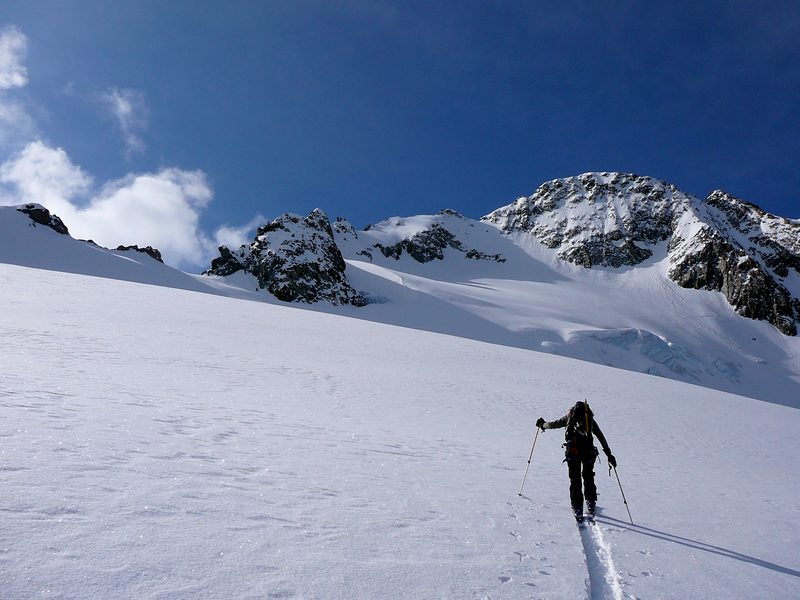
top-left (579, 521), bottom-right (624, 600)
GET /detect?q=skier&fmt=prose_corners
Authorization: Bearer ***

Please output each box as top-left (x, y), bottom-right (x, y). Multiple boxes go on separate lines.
top-left (536, 401), bottom-right (616, 522)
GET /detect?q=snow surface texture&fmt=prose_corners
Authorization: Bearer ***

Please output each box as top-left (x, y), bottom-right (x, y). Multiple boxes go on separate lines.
top-left (2, 262), bottom-right (799, 599)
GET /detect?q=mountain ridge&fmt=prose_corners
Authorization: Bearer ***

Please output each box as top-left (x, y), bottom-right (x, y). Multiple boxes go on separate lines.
top-left (4, 173), bottom-right (800, 406)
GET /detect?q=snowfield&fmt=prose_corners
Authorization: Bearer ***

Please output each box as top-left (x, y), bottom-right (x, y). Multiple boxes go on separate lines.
top-left (2, 262), bottom-right (799, 599)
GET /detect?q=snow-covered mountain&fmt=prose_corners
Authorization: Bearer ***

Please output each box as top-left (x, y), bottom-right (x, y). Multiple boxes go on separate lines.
top-left (5, 173), bottom-right (800, 405)
top-left (484, 173), bottom-right (800, 335)
top-left (202, 174), bottom-right (800, 406)
top-left (2, 181), bottom-right (800, 598)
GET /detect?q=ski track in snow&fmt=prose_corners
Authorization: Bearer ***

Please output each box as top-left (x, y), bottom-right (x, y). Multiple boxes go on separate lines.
top-left (580, 522), bottom-right (624, 600)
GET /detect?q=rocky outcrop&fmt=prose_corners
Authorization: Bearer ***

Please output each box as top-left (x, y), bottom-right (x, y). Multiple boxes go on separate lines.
top-left (17, 204), bottom-right (69, 235)
top-left (705, 190), bottom-right (800, 279)
top-left (116, 245), bottom-right (164, 263)
top-left (668, 191), bottom-right (800, 335)
top-left (205, 209), bottom-right (366, 306)
top-left (369, 211), bottom-right (505, 264)
top-left (484, 173), bottom-right (800, 335)
top-left (375, 223), bottom-right (465, 262)
top-left (669, 227), bottom-right (799, 334)
top-left (16, 204), bottom-right (168, 265)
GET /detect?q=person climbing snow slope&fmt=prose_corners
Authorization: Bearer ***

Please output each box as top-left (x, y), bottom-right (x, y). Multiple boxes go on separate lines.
top-left (536, 401), bottom-right (616, 522)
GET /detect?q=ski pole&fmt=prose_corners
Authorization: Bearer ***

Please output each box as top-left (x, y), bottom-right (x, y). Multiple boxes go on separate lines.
top-left (612, 466), bottom-right (634, 524)
top-left (518, 426), bottom-right (541, 496)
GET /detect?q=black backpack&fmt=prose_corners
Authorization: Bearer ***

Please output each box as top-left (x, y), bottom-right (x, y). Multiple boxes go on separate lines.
top-left (565, 401), bottom-right (594, 454)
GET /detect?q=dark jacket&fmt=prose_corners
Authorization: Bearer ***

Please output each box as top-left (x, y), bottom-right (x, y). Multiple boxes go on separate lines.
top-left (542, 406), bottom-right (611, 459)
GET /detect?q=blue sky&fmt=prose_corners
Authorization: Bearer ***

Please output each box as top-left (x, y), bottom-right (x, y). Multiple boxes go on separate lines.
top-left (0, 1), bottom-right (798, 269)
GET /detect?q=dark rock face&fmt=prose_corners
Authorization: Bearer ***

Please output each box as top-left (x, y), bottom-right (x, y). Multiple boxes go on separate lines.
top-left (206, 245), bottom-right (247, 277)
top-left (464, 249), bottom-right (506, 263)
top-left (17, 204), bottom-right (69, 235)
top-left (116, 245), bottom-right (164, 263)
top-left (483, 172), bottom-right (682, 268)
top-left (705, 190), bottom-right (800, 279)
top-left (373, 220), bottom-right (505, 264)
top-left (484, 173), bottom-right (800, 335)
top-left (332, 217), bottom-right (358, 240)
top-left (205, 209), bottom-right (366, 306)
top-left (375, 223), bottom-right (464, 263)
top-left (668, 192), bottom-right (800, 335)
top-left (560, 233), bottom-right (652, 268)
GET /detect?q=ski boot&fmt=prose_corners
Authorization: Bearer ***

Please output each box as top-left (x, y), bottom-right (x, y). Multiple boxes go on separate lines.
top-left (586, 501), bottom-right (596, 524)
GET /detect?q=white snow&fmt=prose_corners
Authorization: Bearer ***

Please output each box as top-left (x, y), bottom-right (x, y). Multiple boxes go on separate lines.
top-left (3, 200), bottom-right (800, 597)
top-left (329, 210), bottom-right (800, 407)
top-left (1, 258), bottom-right (800, 598)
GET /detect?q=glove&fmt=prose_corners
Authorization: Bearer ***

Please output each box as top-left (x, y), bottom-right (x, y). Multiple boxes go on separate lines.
top-left (604, 449), bottom-right (617, 468)
top-left (536, 417), bottom-right (545, 429)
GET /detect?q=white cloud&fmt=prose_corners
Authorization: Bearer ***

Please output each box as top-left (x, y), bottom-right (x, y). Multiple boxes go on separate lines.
top-left (213, 215), bottom-right (265, 250)
top-left (100, 87), bottom-right (149, 158)
top-left (0, 141), bottom-right (261, 270)
top-left (0, 141), bottom-right (92, 213)
top-left (0, 26), bottom-right (36, 149)
top-left (0, 28), bottom-right (263, 271)
top-left (0, 26), bottom-right (27, 90)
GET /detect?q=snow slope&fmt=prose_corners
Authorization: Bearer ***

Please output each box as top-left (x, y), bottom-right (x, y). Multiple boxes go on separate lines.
top-left (0, 205), bottom-right (217, 294)
top-left (1, 262), bottom-right (799, 599)
top-left (323, 211), bottom-right (800, 407)
top-left (4, 201), bottom-right (800, 406)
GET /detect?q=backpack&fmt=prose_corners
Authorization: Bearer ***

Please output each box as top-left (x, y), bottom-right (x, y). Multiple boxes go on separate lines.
top-left (568, 401), bottom-right (594, 439)
top-left (564, 401), bottom-right (595, 459)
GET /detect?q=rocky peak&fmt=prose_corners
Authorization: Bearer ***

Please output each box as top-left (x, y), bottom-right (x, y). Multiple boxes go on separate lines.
top-left (17, 204), bottom-right (70, 236)
top-left (205, 209), bottom-right (366, 306)
top-left (332, 217), bottom-right (358, 242)
top-left (484, 173), bottom-right (800, 335)
top-left (483, 172), bottom-right (690, 268)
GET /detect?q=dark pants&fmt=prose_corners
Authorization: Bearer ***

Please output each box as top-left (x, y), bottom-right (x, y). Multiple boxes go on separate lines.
top-left (567, 453), bottom-right (597, 511)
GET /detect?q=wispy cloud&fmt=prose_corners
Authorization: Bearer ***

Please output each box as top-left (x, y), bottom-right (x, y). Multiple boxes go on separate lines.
top-left (214, 215), bottom-right (266, 250)
top-left (100, 87), bottom-right (149, 159)
top-left (0, 26), bottom-right (36, 149)
top-left (0, 25), bottom-right (27, 90)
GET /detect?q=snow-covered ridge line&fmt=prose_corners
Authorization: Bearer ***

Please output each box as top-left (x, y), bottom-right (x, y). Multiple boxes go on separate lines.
top-left (203, 172), bottom-right (800, 335)
top-left (0, 204), bottom-right (213, 293)
top-left (5, 174), bottom-right (800, 405)
top-left (484, 172), bottom-right (800, 335)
